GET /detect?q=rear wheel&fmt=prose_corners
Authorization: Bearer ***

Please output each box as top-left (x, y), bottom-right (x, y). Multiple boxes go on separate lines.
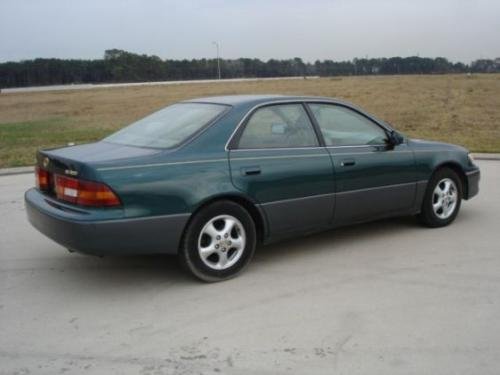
top-left (179, 201), bottom-right (256, 282)
top-left (418, 168), bottom-right (462, 227)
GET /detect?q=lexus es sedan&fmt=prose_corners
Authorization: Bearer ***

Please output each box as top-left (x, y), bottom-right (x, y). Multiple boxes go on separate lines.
top-left (25, 95), bottom-right (480, 281)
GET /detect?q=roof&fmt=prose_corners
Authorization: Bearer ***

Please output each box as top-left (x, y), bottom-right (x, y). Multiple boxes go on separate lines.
top-left (183, 94), bottom-right (338, 106)
top-left (182, 94), bottom-right (395, 129)
top-left (184, 94), bottom-right (395, 131)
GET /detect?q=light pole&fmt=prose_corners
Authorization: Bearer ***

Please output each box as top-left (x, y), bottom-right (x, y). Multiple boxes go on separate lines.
top-left (212, 41), bottom-right (221, 80)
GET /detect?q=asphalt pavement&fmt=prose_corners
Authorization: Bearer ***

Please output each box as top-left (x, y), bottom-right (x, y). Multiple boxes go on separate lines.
top-left (1, 160), bottom-right (499, 374)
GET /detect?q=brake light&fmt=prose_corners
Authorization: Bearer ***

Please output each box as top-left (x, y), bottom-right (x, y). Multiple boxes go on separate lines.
top-left (54, 175), bottom-right (121, 207)
top-left (35, 166), bottom-right (50, 191)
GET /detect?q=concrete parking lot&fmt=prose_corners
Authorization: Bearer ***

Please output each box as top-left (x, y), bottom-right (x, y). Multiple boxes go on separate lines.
top-left (1, 160), bottom-right (499, 375)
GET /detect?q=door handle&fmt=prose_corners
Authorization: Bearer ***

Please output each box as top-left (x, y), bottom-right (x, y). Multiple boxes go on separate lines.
top-left (340, 159), bottom-right (356, 167)
top-left (242, 166), bottom-right (261, 176)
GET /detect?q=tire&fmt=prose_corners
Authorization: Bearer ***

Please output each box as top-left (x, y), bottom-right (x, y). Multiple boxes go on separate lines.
top-left (418, 167), bottom-right (463, 228)
top-left (178, 200), bottom-right (257, 282)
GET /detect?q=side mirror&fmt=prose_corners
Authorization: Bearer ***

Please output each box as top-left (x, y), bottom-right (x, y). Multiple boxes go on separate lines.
top-left (387, 130), bottom-right (404, 146)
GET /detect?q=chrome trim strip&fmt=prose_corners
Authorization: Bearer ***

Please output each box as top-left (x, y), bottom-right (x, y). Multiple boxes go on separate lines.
top-left (466, 169), bottom-right (480, 176)
top-left (327, 142), bottom-right (410, 150)
top-left (327, 144), bottom-right (388, 149)
top-left (97, 158), bottom-right (227, 171)
top-left (91, 212), bottom-right (191, 224)
top-left (98, 150), bottom-right (332, 171)
top-left (231, 146), bottom-right (325, 152)
top-left (234, 144), bottom-right (398, 151)
top-left (260, 192), bottom-right (335, 206)
top-left (329, 150), bottom-right (414, 156)
top-left (231, 153), bottom-right (329, 162)
top-left (258, 181), bottom-right (428, 205)
top-left (335, 180), bottom-right (428, 195)
top-left (413, 149), bottom-right (456, 153)
top-left (232, 143), bottom-right (409, 152)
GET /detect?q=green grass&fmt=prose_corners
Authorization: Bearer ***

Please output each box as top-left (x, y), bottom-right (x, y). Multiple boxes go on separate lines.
top-left (0, 118), bottom-right (110, 167)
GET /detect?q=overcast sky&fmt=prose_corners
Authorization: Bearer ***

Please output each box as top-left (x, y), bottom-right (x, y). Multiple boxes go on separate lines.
top-left (1, 0), bottom-right (499, 63)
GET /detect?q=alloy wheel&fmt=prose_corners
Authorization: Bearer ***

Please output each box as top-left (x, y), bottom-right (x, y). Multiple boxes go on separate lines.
top-left (197, 215), bottom-right (246, 270)
top-left (432, 178), bottom-right (458, 219)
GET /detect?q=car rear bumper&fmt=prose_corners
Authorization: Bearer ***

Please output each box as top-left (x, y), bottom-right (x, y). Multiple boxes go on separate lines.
top-left (25, 188), bottom-right (189, 256)
top-left (465, 168), bottom-right (480, 200)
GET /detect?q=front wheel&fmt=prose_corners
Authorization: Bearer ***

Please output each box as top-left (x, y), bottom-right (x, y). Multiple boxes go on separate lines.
top-left (178, 201), bottom-right (256, 282)
top-left (418, 168), bottom-right (462, 227)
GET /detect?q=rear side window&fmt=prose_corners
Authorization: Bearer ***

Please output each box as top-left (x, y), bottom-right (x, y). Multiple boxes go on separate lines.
top-left (309, 104), bottom-right (388, 146)
top-left (237, 104), bottom-right (319, 149)
top-left (105, 103), bottom-right (227, 148)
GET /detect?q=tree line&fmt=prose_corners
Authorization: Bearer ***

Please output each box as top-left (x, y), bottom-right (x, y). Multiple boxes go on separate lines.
top-left (1, 49), bottom-right (499, 88)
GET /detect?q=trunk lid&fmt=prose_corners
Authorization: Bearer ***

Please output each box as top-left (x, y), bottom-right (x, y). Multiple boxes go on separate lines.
top-left (36, 142), bottom-right (162, 195)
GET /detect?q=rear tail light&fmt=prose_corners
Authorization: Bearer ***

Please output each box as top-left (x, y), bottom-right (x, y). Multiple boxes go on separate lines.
top-left (54, 175), bottom-right (121, 207)
top-left (35, 166), bottom-right (50, 191)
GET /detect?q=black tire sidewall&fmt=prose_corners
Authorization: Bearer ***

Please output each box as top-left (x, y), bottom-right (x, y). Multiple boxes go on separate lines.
top-left (180, 201), bottom-right (256, 282)
top-left (421, 168), bottom-right (462, 227)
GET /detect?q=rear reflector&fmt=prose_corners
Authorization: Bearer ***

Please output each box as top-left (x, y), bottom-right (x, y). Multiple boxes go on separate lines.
top-left (54, 175), bottom-right (121, 207)
top-left (35, 166), bottom-right (50, 191)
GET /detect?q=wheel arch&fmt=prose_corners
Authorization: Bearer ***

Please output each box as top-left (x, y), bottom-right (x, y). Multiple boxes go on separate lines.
top-left (431, 161), bottom-right (468, 198)
top-left (185, 193), bottom-right (268, 245)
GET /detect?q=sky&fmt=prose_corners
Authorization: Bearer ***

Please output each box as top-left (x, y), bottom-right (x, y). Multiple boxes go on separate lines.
top-left (1, 0), bottom-right (499, 63)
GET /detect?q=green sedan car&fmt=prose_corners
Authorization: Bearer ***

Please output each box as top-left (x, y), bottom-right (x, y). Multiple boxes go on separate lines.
top-left (25, 95), bottom-right (480, 281)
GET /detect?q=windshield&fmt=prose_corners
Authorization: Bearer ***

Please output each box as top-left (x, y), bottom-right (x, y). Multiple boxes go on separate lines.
top-left (105, 103), bottom-right (227, 148)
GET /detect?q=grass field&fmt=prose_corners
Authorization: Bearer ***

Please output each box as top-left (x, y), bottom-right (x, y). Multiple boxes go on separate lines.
top-left (1, 74), bottom-right (499, 168)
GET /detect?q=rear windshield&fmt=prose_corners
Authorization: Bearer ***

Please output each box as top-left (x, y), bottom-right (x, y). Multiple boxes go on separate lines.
top-left (104, 103), bottom-right (227, 148)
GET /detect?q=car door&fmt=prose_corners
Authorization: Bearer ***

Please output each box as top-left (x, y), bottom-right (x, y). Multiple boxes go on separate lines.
top-left (307, 102), bottom-right (416, 224)
top-left (228, 102), bottom-right (335, 236)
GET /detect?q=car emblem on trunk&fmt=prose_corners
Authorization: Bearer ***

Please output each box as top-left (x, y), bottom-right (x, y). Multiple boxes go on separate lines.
top-left (42, 157), bottom-right (49, 168)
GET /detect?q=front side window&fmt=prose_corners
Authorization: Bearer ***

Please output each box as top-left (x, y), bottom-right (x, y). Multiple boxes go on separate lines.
top-left (309, 104), bottom-right (388, 146)
top-left (237, 104), bottom-right (318, 149)
top-left (105, 103), bottom-right (227, 148)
